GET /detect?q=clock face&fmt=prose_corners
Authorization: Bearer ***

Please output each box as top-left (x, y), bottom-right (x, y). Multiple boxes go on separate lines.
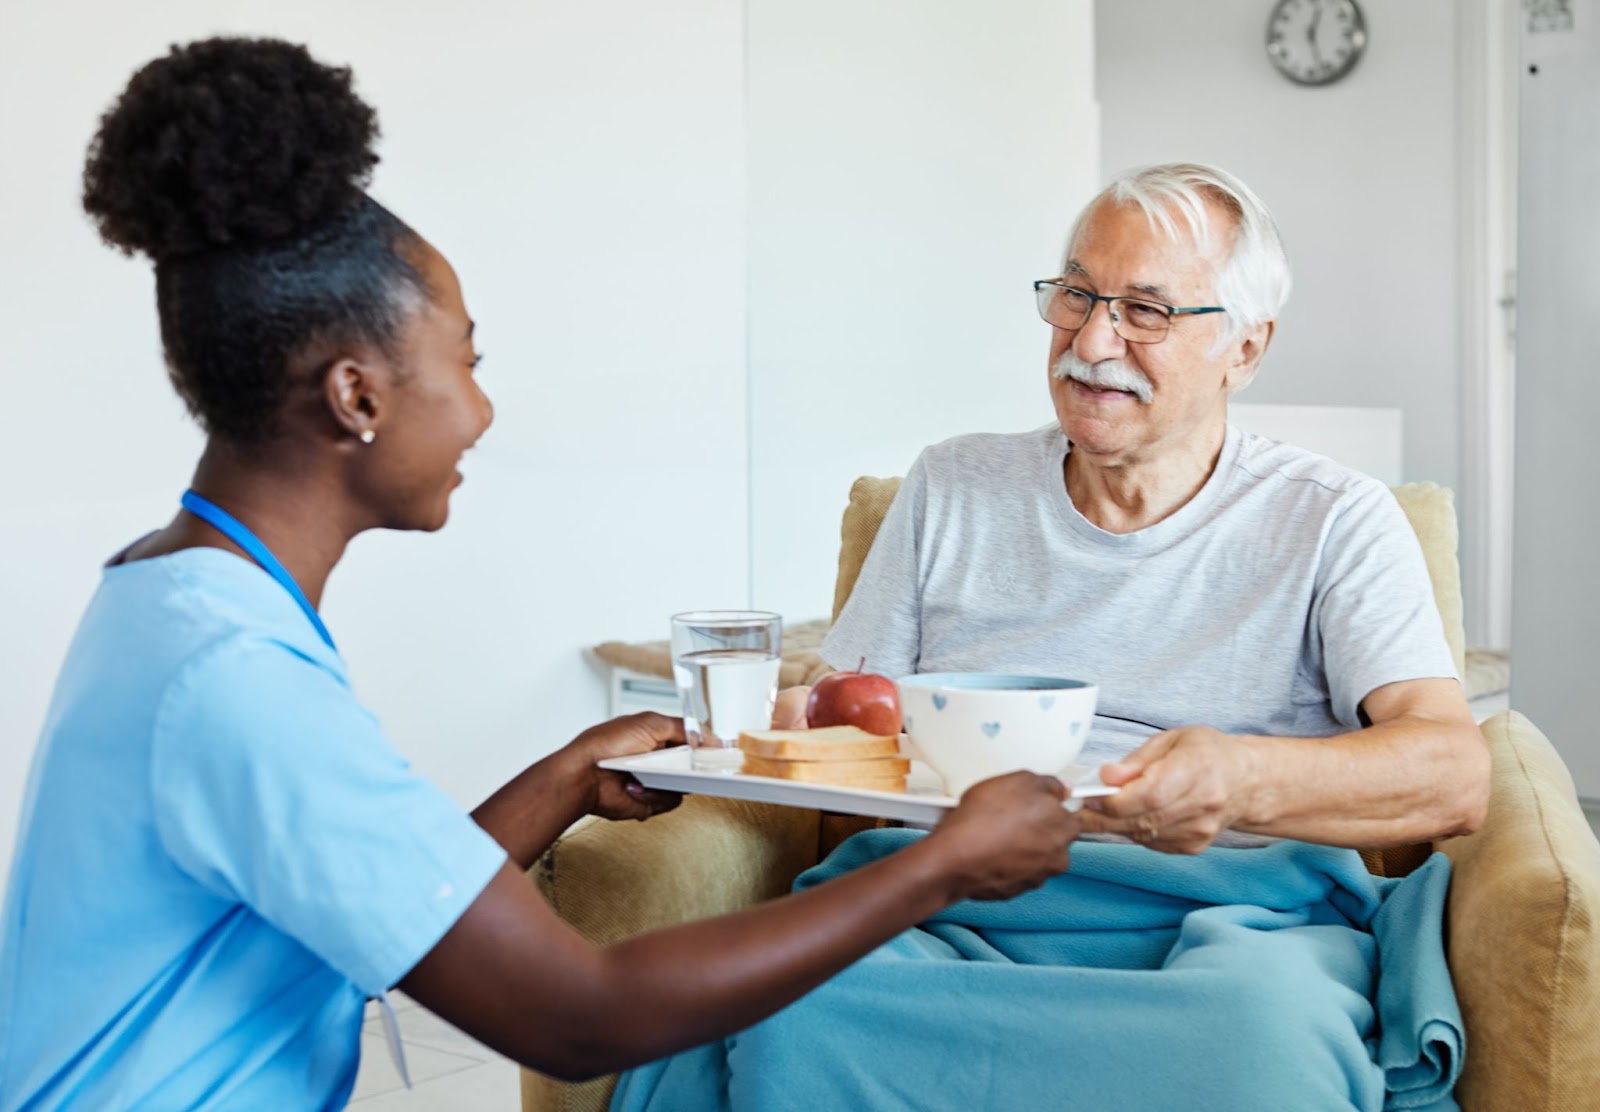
top-left (1265, 0), bottom-right (1367, 86)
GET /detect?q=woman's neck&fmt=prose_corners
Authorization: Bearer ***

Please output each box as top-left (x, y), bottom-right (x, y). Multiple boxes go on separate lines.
top-left (124, 440), bottom-right (357, 609)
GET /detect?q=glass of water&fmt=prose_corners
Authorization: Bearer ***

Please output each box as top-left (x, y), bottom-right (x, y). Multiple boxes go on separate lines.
top-left (670, 610), bottom-right (783, 773)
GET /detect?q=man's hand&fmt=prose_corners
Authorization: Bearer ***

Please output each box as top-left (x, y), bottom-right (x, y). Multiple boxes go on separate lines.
top-left (562, 712), bottom-right (686, 822)
top-left (772, 686), bottom-right (812, 730)
top-left (1079, 726), bottom-right (1261, 854)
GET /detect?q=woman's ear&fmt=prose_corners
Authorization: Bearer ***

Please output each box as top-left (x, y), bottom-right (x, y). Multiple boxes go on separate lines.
top-left (1225, 319), bottom-right (1275, 394)
top-left (323, 356), bottom-right (387, 444)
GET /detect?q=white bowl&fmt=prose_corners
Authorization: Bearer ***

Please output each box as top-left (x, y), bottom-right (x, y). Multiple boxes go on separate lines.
top-left (897, 673), bottom-right (1098, 797)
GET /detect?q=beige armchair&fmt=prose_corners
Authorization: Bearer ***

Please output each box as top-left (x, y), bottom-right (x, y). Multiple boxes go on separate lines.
top-left (523, 480), bottom-right (1600, 1112)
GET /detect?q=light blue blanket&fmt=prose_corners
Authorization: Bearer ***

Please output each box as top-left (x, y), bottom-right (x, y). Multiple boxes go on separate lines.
top-left (612, 832), bottom-right (1463, 1112)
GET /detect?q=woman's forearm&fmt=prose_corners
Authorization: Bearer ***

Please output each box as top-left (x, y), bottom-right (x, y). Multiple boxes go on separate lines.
top-left (402, 771), bottom-right (1076, 1080)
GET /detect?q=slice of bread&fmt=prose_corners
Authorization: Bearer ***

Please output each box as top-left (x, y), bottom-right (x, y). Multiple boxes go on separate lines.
top-left (742, 754), bottom-right (911, 782)
top-left (737, 725), bottom-right (900, 761)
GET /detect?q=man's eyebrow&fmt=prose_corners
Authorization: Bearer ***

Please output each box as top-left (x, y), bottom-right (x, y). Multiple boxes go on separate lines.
top-left (1064, 263), bottom-right (1179, 303)
top-left (1128, 282), bottom-right (1177, 303)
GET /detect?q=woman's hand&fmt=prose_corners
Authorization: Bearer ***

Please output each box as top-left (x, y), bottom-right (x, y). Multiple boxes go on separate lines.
top-left (923, 772), bottom-right (1081, 900)
top-left (1078, 726), bottom-right (1262, 854)
top-left (562, 712), bottom-right (686, 822)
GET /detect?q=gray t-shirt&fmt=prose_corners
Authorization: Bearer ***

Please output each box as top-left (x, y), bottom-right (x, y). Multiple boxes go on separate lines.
top-left (825, 422), bottom-right (1457, 782)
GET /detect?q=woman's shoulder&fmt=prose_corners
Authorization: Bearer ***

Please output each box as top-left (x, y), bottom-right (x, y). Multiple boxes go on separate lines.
top-left (71, 549), bottom-right (355, 737)
top-left (105, 548), bottom-right (343, 665)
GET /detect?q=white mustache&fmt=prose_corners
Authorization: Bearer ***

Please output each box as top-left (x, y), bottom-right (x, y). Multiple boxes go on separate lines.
top-left (1051, 353), bottom-right (1154, 405)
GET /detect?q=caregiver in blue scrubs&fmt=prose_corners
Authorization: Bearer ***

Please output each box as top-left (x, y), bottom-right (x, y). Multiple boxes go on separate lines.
top-left (0, 37), bottom-right (1083, 1111)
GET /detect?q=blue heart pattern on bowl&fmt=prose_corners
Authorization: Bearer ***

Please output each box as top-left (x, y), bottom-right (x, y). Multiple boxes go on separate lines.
top-left (1070, 722), bottom-right (1081, 737)
top-left (1038, 695), bottom-right (1056, 710)
top-left (981, 721), bottom-right (1001, 738)
top-left (932, 693), bottom-right (948, 711)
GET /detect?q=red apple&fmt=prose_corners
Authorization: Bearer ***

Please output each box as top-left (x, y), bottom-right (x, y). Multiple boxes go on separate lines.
top-left (806, 660), bottom-right (902, 736)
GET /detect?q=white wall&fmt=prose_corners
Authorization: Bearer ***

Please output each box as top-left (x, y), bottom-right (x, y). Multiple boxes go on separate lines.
top-left (0, 1), bottom-right (748, 876)
top-left (747, 0), bottom-right (1101, 624)
top-left (1093, 0), bottom-right (1461, 496)
top-left (0, 3), bottom-right (1106, 886)
top-left (1513, 5), bottom-right (1600, 799)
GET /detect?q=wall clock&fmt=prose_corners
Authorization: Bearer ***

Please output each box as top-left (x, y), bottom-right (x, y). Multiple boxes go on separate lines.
top-left (1266, 0), bottom-right (1367, 86)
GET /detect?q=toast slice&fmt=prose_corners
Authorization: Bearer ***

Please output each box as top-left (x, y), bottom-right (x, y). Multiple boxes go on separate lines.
top-left (742, 754), bottom-right (911, 782)
top-left (737, 725), bottom-right (900, 761)
top-left (836, 775), bottom-right (907, 794)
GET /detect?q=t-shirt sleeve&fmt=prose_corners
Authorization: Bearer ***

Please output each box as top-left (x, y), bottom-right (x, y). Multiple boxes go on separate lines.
top-left (150, 637), bottom-right (507, 996)
top-left (1312, 482), bottom-right (1461, 729)
top-left (821, 454), bottom-right (928, 680)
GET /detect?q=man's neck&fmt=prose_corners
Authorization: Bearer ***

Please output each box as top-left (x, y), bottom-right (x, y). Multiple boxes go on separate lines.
top-left (1064, 422), bottom-right (1227, 535)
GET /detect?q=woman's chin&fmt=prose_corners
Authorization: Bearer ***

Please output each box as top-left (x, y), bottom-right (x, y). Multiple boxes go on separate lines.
top-left (425, 491), bottom-right (457, 532)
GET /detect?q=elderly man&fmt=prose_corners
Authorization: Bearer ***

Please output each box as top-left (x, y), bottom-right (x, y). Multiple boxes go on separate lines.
top-left (616, 163), bottom-right (1488, 1112)
top-left (815, 161), bottom-right (1488, 856)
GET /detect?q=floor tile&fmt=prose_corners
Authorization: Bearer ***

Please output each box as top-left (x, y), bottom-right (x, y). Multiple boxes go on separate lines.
top-left (352, 1058), bottom-right (521, 1111)
top-left (397, 1008), bottom-right (497, 1061)
top-left (362, 1006), bottom-right (491, 1063)
top-left (348, 1033), bottom-right (481, 1103)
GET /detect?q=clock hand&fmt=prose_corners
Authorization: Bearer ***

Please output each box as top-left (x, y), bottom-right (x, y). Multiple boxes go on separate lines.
top-left (1307, 0), bottom-right (1324, 63)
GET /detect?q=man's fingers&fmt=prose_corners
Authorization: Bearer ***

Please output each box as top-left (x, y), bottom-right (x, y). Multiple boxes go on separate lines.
top-left (771, 687), bottom-right (811, 730)
top-left (1095, 734), bottom-right (1204, 817)
top-left (1094, 781), bottom-right (1159, 819)
top-left (1099, 730), bottom-right (1177, 785)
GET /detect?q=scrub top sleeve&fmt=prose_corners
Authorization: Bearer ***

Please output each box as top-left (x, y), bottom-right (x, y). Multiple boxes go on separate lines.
top-left (150, 637), bottom-right (507, 996)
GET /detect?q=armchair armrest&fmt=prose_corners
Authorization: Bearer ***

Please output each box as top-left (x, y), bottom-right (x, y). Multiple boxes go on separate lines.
top-left (521, 795), bottom-right (824, 1112)
top-left (1436, 711), bottom-right (1600, 1111)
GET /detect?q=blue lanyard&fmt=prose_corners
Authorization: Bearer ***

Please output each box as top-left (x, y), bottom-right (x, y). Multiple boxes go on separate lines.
top-left (180, 490), bottom-right (337, 653)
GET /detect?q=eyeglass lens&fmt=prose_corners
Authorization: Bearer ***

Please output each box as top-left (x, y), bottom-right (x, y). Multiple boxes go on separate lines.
top-left (1037, 285), bottom-right (1171, 342)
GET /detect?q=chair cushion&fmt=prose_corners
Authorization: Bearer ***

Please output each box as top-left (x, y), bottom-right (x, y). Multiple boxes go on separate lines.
top-left (832, 476), bottom-right (904, 623)
top-left (1389, 482), bottom-right (1468, 680)
top-left (1437, 711), bottom-right (1600, 1111)
top-left (592, 618), bottom-right (835, 688)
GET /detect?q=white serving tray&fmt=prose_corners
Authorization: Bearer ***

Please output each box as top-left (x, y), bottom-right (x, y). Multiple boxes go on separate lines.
top-left (597, 746), bottom-right (1116, 826)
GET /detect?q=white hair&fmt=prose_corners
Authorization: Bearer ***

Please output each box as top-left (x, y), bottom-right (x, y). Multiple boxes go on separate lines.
top-left (1063, 163), bottom-right (1292, 364)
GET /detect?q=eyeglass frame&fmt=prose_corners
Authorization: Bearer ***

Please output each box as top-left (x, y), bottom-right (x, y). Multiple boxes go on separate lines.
top-left (1032, 279), bottom-right (1225, 344)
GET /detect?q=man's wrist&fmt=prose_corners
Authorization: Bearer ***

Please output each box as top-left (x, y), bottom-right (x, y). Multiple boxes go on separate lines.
top-left (1233, 734), bottom-right (1278, 829)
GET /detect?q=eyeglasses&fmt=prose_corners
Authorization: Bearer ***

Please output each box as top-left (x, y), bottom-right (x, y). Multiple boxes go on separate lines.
top-left (1033, 280), bottom-right (1225, 344)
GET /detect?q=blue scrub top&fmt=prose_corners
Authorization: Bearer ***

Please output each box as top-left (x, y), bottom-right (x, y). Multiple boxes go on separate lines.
top-left (0, 548), bottom-right (507, 1110)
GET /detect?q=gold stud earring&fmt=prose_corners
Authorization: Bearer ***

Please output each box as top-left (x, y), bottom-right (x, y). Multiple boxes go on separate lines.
top-left (359, 429), bottom-right (376, 444)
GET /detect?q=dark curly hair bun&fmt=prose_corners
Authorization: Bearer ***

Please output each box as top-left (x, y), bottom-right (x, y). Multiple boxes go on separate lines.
top-left (83, 37), bottom-right (380, 261)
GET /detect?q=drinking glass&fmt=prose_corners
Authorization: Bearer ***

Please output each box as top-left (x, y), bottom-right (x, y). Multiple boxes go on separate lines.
top-left (670, 610), bottom-right (782, 773)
